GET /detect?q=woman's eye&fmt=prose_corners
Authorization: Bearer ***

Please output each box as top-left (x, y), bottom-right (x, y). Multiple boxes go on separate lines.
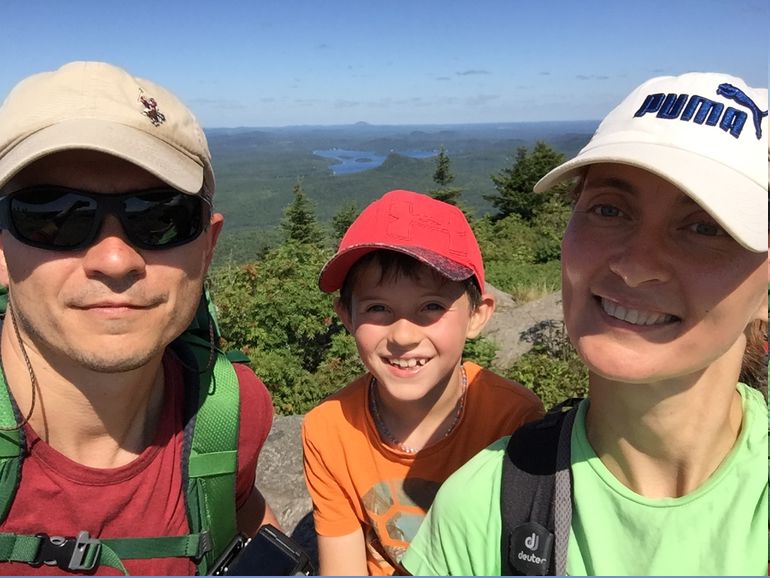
top-left (590, 204), bottom-right (622, 217)
top-left (688, 221), bottom-right (725, 237)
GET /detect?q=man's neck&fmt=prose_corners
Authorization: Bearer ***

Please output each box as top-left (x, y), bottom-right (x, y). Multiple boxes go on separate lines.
top-left (0, 328), bottom-right (166, 468)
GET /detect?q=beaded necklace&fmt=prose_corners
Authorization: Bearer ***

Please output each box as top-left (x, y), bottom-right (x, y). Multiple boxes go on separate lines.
top-left (368, 366), bottom-right (468, 454)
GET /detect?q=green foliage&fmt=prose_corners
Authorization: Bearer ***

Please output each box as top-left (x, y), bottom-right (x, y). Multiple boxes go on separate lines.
top-left (462, 336), bottom-right (498, 368)
top-left (485, 261), bottom-right (562, 303)
top-left (281, 180), bottom-right (324, 246)
top-left (530, 196), bottom-right (571, 263)
top-left (433, 146), bottom-right (455, 187)
top-left (487, 141), bottom-right (567, 221)
top-left (473, 212), bottom-right (563, 300)
top-left (246, 347), bottom-right (317, 415)
top-left (474, 214), bottom-right (539, 266)
top-left (313, 332), bottom-right (366, 397)
top-left (212, 227), bottom-right (281, 269)
top-left (431, 145), bottom-right (463, 206)
top-left (330, 202), bottom-right (360, 244)
top-left (209, 241), bottom-right (349, 413)
top-left (505, 322), bottom-right (588, 409)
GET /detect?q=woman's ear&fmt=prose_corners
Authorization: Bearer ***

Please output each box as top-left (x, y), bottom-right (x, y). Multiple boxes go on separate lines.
top-left (466, 292), bottom-right (496, 339)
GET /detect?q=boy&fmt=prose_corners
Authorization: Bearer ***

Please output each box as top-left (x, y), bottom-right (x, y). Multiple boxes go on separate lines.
top-left (302, 189), bottom-right (544, 575)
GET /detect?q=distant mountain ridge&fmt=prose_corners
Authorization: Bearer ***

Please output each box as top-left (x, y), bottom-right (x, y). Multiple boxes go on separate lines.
top-left (206, 121), bottom-right (597, 264)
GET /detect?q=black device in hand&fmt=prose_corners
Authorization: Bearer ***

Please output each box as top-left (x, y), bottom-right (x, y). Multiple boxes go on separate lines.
top-left (210, 524), bottom-right (315, 576)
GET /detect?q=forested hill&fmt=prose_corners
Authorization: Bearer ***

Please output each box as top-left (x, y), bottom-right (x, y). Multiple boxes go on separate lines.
top-left (207, 120), bottom-right (597, 261)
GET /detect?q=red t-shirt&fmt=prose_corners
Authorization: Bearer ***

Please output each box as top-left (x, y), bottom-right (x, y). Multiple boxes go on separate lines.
top-left (0, 350), bottom-right (273, 575)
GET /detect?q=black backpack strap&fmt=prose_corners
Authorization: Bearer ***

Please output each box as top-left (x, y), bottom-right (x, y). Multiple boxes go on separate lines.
top-left (500, 399), bottom-right (580, 576)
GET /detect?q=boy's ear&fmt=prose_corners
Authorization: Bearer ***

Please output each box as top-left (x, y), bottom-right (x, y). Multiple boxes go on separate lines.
top-left (466, 292), bottom-right (495, 339)
top-left (333, 298), bottom-right (354, 333)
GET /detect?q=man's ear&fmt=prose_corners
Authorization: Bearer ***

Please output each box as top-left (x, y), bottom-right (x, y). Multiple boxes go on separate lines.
top-left (466, 292), bottom-right (495, 339)
top-left (202, 212), bottom-right (224, 270)
top-left (0, 233), bottom-right (10, 287)
top-left (333, 297), bottom-right (354, 333)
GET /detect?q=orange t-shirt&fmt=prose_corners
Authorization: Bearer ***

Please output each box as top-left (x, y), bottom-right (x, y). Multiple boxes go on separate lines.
top-left (302, 361), bottom-right (544, 575)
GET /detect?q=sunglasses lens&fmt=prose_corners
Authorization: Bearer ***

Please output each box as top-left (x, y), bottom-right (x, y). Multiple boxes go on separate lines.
top-left (10, 190), bottom-right (97, 248)
top-left (122, 191), bottom-right (204, 248)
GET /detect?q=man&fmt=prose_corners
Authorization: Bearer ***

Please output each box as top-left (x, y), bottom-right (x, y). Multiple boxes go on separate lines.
top-left (0, 61), bottom-right (277, 575)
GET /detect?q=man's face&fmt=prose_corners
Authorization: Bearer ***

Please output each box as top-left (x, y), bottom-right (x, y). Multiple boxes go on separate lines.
top-left (0, 150), bottom-right (223, 373)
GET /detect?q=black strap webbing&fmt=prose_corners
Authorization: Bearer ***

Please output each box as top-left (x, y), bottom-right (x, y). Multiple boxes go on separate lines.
top-left (500, 399), bottom-right (580, 576)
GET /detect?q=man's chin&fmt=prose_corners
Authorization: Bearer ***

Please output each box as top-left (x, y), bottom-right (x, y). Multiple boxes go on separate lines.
top-left (71, 349), bottom-right (160, 374)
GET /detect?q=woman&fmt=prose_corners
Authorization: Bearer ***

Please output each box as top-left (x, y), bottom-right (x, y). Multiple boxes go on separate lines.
top-left (401, 72), bottom-right (768, 576)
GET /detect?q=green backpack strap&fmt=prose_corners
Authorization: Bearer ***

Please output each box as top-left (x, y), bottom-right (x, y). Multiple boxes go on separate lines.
top-left (0, 283), bottom-right (22, 524)
top-left (0, 368), bottom-right (22, 523)
top-left (175, 334), bottom-right (241, 575)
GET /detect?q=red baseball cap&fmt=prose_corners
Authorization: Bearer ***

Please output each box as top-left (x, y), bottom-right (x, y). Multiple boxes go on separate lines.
top-left (319, 189), bottom-right (485, 293)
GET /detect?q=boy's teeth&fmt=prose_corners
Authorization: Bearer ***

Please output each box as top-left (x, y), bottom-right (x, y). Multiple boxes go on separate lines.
top-left (601, 298), bottom-right (674, 326)
top-left (389, 358), bottom-right (427, 368)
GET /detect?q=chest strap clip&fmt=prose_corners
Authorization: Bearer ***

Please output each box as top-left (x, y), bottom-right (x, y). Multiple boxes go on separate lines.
top-left (33, 531), bottom-right (102, 571)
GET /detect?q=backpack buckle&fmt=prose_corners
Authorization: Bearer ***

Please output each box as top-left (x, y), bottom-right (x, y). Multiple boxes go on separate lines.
top-left (33, 531), bottom-right (102, 571)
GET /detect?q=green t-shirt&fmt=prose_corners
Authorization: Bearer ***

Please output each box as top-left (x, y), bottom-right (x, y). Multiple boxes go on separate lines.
top-left (402, 383), bottom-right (768, 576)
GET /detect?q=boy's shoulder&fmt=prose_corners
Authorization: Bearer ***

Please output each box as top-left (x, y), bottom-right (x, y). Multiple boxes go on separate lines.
top-left (466, 362), bottom-right (544, 410)
top-left (303, 372), bottom-right (371, 433)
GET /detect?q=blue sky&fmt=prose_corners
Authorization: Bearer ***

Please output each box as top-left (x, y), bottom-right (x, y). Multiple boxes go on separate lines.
top-left (2, 0), bottom-right (767, 127)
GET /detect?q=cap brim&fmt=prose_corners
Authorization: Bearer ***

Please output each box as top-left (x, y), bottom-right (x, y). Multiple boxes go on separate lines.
top-left (534, 143), bottom-right (767, 252)
top-left (319, 243), bottom-right (476, 293)
top-left (0, 119), bottom-right (204, 194)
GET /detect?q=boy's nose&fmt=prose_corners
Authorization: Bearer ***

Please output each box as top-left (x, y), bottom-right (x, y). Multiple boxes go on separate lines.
top-left (387, 317), bottom-right (422, 348)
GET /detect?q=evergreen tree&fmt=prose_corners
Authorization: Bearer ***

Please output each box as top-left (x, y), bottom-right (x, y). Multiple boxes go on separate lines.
top-left (330, 202), bottom-right (359, 244)
top-left (486, 141), bottom-right (567, 221)
top-left (281, 179), bottom-right (323, 246)
top-left (430, 146), bottom-right (462, 206)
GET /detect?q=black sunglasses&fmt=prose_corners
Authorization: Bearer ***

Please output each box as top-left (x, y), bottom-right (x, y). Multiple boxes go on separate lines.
top-left (0, 186), bottom-right (210, 251)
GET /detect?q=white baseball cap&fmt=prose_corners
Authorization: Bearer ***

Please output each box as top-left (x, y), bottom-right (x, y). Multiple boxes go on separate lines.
top-left (0, 61), bottom-right (214, 196)
top-left (535, 72), bottom-right (768, 252)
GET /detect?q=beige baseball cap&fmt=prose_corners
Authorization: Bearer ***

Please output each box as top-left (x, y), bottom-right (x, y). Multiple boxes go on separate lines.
top-left (535, 72), bottom-right (768, 252)
top-left (0, 61), bottom-right (214, 196)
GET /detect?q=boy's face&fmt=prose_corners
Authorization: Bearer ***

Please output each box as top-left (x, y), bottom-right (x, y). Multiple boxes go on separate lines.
top-left (336, 260), bottom-right (493, 403)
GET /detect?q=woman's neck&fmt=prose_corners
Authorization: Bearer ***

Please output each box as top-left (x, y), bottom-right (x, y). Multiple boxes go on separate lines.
top-left (585, 354), bottom-right (745, 498)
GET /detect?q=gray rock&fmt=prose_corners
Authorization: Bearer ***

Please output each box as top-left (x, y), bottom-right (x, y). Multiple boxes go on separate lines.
top-left (483, 287), bottom-right (563, 368)
top-left (255, 414), bottom-right (318, 567)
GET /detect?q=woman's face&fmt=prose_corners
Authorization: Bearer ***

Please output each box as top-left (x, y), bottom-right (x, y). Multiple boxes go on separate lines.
top-left (561, 163), bottom-right (767, 385)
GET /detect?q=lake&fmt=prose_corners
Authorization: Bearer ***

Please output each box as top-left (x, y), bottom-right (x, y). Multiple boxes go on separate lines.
top-left (313, 148), bottom-right (437, 175)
